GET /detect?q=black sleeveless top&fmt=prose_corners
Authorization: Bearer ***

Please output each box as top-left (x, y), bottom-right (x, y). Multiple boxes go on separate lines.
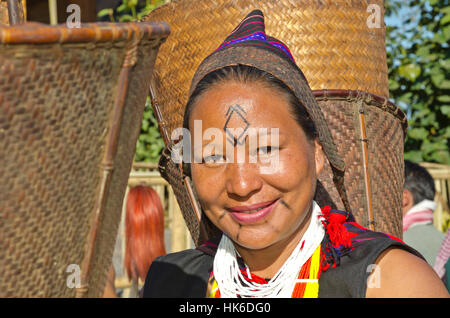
top-left (143, 208), bottom-right (422, 298)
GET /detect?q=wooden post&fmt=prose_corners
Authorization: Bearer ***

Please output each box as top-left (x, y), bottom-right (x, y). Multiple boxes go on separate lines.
top-left (168, 187), bottom-right (188, 252)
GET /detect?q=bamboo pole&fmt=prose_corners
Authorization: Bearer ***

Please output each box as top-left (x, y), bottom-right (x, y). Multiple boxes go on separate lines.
top-left (358, 101), bottom-right (375, 231)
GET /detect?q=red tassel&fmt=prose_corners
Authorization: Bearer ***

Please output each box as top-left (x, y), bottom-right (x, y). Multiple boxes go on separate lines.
top-left (327, 213), bottom-right (351, 248)
top-left (320, 205), bottom-right (332, 225)
top-left (320, 247), bottom-right (329, 272)
top-left (320, 206), bottom-right (352, 249)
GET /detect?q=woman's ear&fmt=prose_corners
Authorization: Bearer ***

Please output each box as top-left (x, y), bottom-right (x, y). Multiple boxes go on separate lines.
top-left (314, 140), bottom-right (325, 176)
top-left (402, 189), bottom-right (414, 217)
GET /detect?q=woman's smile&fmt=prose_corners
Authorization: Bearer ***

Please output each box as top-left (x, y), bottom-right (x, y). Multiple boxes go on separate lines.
top-left (227, 198), bottom-right (280, 224)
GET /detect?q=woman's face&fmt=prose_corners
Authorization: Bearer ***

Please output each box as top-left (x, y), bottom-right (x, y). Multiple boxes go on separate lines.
top-left (189, 81), bottom-right (324, 250)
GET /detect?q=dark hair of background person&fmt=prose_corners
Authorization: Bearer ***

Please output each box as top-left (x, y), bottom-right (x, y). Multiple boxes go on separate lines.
top-left (404, 160), bottom-right (436, 205)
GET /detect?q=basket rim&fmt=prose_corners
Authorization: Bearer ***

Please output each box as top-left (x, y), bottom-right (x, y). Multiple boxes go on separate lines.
top-left (0, 21), bottom-right (170, 44)
top-left (312, 89), bottom-right (408, 134)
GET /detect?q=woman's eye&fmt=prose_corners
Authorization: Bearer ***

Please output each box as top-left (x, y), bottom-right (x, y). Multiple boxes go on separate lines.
top-left (258, 146), bottom-right (278, 155)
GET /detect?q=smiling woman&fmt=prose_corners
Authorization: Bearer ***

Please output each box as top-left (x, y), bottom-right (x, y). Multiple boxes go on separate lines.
top-left (187, 79), bottom-right (322, 261)
top-left (143, 10), bottom-right (449, 298)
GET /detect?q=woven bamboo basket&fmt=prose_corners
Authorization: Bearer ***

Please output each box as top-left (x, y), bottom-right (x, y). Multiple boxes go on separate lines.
top-left (0, 0), bottom-right (26, 25)
top-left (0, 1), bottom-right (9, 25)
top-left (0, 21), bottom-right (169, 297)
top-left (144, 0), bottom-right (406, 245)
top-left (313, 90), bottom-right (407, 238)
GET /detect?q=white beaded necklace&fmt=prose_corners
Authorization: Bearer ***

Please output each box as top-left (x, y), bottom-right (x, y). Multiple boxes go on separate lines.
top-left (213, 201), bottom-right (324, 298)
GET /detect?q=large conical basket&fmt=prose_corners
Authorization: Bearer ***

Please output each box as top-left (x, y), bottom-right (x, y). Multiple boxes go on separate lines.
top-left (144, 0), bottom-right (406, 245)
top-left (0, 21), bottom-right (169, 297)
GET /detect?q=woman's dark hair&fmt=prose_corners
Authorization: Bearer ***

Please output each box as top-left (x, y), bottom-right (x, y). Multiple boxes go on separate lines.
top-left (182, 65), bottom-right (318, 176)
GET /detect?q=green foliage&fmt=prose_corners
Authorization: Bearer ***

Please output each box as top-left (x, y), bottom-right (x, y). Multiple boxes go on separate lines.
top-left (386, 0), bottom-right (450, 164)
top-left (98, 0), bottom-right (165, 22)
top-left (97, 8), bottom-right (115, 21)
top-left (135, 97), bottom-right (165, 163)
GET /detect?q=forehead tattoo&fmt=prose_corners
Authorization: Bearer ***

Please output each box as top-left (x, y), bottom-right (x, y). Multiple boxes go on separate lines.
top-left (223, 104), bottom-right (250, 146)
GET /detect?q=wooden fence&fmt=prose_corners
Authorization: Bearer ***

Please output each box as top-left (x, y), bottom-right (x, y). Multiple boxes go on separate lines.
top-left (420, 162), bottom-right (450, 233)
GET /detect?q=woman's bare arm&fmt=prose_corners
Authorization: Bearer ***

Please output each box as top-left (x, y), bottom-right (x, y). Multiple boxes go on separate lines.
top-left (366, 247), bottom-right (449, 298)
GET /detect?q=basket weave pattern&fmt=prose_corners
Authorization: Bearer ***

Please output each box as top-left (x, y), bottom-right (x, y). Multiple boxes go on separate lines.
top-left (145, 0), bottom-right (388, 139)
top-left (0, 45), bottom-right (120, 297)
top-left (0, 22), bottom-right (169, 297)
top-left (0, 1), bottom-right (8, 25)
top-left (315, 91), bottom-right (406, 236)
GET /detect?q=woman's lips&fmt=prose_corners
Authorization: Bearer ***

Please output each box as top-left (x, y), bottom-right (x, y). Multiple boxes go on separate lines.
top-left (227, 198), bottom-right (280, 224)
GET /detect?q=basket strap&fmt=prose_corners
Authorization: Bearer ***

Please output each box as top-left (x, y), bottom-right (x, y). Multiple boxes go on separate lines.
top-left (149, 80), bottom-right (170, 145)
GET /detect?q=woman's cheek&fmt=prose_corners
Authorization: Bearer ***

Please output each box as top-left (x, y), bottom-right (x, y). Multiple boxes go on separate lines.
top-left (262, 149), bottom-right (310, 191)
top-left (192, 165), bottom-right (210, 198)
top-left (192, 164), bottom-right (224, 205)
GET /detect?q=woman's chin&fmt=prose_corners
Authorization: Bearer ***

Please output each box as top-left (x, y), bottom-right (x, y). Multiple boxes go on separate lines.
top-left (229, 231), bottom-right (278, 251)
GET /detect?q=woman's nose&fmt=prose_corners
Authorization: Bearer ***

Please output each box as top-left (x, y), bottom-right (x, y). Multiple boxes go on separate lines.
top-left (225, 162), bottom-right (263, 199)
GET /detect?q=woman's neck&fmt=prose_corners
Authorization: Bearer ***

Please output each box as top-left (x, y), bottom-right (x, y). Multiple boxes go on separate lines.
top-left (233, 205), bottom-right (313, 279)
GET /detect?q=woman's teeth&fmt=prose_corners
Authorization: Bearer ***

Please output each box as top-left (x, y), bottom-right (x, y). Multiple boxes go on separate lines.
top-left (243, 207), bottom-right (265, 213)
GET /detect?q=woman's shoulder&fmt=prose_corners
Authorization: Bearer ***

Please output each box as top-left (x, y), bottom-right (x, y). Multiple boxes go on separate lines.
top-left (365, 246), bottom-right (449, 297)
top-left (142, 248), bottom-right (214, 298)
top-left (318, 207), bottom-right (424, 297)
top-left (320, 206), bottom-right (420, 262)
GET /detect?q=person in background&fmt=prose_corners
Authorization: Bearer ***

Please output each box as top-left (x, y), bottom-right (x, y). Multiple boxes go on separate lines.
top-left (402, 160), bottom-right (445, 267)
top-left (124, 185), bottom-right (166, 298)
top-left (434, 231), bottom-right (450, 291)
